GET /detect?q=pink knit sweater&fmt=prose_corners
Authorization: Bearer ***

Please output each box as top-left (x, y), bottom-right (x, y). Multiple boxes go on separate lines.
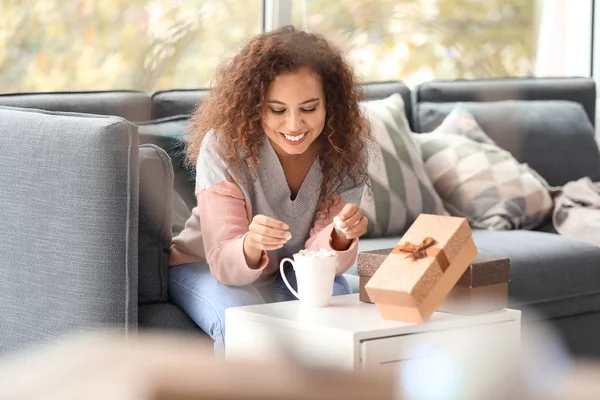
top-left (169, 134), bottom-right (364, 287)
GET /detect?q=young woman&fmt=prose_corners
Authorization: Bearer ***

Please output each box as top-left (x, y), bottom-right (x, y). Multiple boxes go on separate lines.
top-left (168, 26), bottom-right (373, 351)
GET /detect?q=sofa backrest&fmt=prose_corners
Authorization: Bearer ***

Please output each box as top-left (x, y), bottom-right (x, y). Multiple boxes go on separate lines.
top-left (412, 77), bottom-right (596, 130)
top-left (150, 89), bottom-right (207, 120)
top-left (0, 91), bottom-right (152, 122)
top-left (1, 78), bottom-right (593, 132)
top-left (150, 81), bottom-right (414, 130)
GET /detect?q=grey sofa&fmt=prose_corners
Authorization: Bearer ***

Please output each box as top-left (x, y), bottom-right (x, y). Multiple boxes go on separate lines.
top-left (1, 77), bottom-right (599, 359)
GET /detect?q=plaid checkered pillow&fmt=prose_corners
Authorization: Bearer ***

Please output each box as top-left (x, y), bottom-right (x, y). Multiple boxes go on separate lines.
top-left (359, 94), bottom-right (447, 238)
top-left (412, 106), bottom-right (553, 230)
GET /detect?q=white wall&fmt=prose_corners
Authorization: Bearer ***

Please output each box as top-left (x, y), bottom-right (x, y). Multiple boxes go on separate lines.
top-left (536, 0), bottom-right (593, 77)
top-left (537, 0), bottom-right (597, 141)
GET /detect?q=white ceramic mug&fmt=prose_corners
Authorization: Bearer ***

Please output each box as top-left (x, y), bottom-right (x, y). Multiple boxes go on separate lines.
top-left (279, 251), bottom-right (338, 308)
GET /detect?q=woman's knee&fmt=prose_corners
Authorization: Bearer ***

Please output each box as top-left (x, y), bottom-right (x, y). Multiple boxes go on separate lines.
top-left (168, 262), bottom-right (265, 343)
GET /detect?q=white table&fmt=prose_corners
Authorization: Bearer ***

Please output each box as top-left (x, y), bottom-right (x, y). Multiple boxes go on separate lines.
top-left (225, 294), bottom-right (521, 372)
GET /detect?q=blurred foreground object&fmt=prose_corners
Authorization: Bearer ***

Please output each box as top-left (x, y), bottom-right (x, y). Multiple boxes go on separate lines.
top-left (1, 321), bottom-right (600, 399)
top-left (563, 361), bottom-right (600, 399)
top-left (395, 308), bottom-right (600, 400)
top-left (0, 331), bottom-right (396, 400)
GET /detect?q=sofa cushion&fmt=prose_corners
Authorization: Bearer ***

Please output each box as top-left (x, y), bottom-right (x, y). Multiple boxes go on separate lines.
top-left (0, 90), bottom-right (151, 122)
top-left (139, 144), bottom-right (173, 305)
top-left (353, 230), bottom-right (600, 320)
top-left (359, 94), bottom-right (447, 238)
top-left (414, 77), bottom-right (596, 127)
top-left (472, 230), bottom-right (600, 320)
top-left (138, 303), bottom-right (202, 333)
top-left (137, 115), bottom-right (196, 210)
top-left (0, 106), bottom-right (138, 353)
top-left (413, 106), bottom-right (553, 230)
top-left (415, 100), bottom-right (600, 187)
top-left (137, 116), bottom-right (194, 237)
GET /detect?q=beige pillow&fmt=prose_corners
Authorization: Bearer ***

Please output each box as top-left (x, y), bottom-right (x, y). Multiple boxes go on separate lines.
top-left (412, 106), bottom-right (553, 230)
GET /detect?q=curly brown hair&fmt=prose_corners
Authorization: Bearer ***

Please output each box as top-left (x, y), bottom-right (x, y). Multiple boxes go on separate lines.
top-left (186, 26), bottom-right (373, 217)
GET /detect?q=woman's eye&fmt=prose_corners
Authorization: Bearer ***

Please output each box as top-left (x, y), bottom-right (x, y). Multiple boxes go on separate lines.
top-left (270, 109), bottom-right (285, 115)
top-left (301, 106), bottom-right (318, 113)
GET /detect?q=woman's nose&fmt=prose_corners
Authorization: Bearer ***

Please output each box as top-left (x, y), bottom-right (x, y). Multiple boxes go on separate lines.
top-left (286, 111), bottom-right (304, 131)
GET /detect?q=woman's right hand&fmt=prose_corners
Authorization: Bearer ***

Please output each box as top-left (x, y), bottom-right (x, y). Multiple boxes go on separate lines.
top-left (243, 215), bottom-right (291, 267)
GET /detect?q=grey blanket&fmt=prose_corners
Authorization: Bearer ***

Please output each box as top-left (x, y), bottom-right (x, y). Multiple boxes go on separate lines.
top-left (550, 177), bottom-right (600, 247)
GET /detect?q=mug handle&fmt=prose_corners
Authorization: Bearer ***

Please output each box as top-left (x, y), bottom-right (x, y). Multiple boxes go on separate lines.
top-left (279, 258), bottom-right (300, 300)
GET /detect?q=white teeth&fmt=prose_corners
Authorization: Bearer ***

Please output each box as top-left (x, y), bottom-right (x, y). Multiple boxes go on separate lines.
top-left (283, 132), bottom-right (306, 142)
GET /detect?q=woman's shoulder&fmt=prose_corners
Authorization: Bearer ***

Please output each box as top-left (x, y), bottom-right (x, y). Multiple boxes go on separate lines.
top-left (195, 130), bottom-right (249, 191)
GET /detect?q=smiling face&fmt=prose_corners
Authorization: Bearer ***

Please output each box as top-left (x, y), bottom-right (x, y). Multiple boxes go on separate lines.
top-left (262, 66), bottom-right (326, 157)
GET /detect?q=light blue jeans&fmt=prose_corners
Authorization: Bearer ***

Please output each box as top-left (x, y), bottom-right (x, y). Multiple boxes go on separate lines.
top-left (169, 262), bottom-right (352, 352)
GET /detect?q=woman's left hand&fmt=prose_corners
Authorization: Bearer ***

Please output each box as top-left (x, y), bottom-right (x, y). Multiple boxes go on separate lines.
top-left (333, 203), bottom-right (368, 240)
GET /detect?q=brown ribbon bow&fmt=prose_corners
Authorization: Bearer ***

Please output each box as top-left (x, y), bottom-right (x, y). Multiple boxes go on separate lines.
top-left (394, 237), bottom-right (437, 260)
top-left (393, 236), bottom-right (451, 271)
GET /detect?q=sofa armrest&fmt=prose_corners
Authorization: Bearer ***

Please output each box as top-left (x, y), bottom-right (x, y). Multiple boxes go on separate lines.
top-left (0, 106), bottom-right (139, 354)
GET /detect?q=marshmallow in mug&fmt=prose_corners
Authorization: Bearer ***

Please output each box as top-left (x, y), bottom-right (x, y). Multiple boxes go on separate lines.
top-left (297, 248), bottom-right (337, 258)
top-left (333, 216), bottom-right (348, 233)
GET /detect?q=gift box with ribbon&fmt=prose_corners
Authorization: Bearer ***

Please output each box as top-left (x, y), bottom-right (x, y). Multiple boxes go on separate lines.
top-left (358, 250), bottom-right (510, 315)
top-left (364, 214), bottom-right (478, 323)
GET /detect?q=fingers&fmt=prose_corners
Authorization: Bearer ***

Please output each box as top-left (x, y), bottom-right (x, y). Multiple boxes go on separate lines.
top-left (247, 215), bottom-right (291, 251)
top-left (335, 204), bottom-right (368, 240)
top-left (337, 203), bottom-right (358, 222)
top-left (344, 216), bottom-right (368, 239)
top-left (334, 203), bottom-right (361, 231)
top-left (250, 222), bottom-right (292, 241)
top-left (253, 215), bottom-right (289, 231)
top-left (246, 234), bottom-right (287, 251)
top-left (339, 207), bottom-right (363, 231)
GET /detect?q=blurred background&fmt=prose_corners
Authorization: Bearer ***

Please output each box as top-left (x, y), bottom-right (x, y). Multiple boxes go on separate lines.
top-left (0, 0), bottom-right (594, 92)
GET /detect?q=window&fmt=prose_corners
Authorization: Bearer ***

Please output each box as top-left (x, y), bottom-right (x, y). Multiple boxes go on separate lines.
top-left (0, 0), bottom-right (262, 92)
top-left (291, 0), bottom-right (593, 86)
top-left (0, 0), bottom-right (594, 92)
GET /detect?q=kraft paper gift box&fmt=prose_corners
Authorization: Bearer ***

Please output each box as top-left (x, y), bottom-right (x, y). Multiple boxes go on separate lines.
top-left (359, 251), bottom-right (510, 315)
top-left (364, 214), bottom-right (478, 323)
